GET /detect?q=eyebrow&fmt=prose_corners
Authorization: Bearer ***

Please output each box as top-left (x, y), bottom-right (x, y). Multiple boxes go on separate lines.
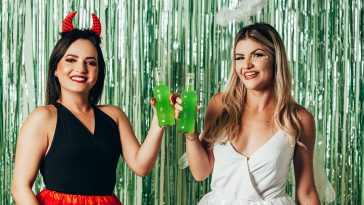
top-left (235, 49), bottom-right (265, 56)
top-left (65, 54), bottom-right (97, 60)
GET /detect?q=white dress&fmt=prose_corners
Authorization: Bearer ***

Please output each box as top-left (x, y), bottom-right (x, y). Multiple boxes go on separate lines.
top-left (198, 130), bottom-right (296, 205)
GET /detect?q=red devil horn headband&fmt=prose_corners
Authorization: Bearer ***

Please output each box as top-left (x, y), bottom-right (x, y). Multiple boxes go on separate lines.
top-left (62, 11), bottom-right (102, 36)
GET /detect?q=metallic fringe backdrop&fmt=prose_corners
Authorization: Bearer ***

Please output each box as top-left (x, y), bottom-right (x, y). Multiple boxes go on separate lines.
top-left (0, 0), bottom-right (363, 204)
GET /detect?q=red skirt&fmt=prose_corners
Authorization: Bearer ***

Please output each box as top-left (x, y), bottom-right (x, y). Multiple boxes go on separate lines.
top-left (36, 189), bottom-right (122, 205)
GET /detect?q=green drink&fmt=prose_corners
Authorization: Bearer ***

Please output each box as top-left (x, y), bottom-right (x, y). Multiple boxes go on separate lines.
top-left (153, 68), bottom-right (175, 127)
top-left (178, 73), bottom-right (197, 133)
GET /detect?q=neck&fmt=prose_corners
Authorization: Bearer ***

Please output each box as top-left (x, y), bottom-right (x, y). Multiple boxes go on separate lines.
top-left (58, 92), bottom-right (92, 113)
top-left (245, 89), bottom-right (276, 112)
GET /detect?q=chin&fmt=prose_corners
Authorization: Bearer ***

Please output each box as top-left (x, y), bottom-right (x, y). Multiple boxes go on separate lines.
top-left (241, 78), bottom-right (272, 90)
top-left (62, 86), bottom-right (92, 94)
top-left (244, 85), bottom-right (260, 90)
top-left (242, 82), bottom-right (266, 90)
top-left (242, 81), bottom-right (258, 89)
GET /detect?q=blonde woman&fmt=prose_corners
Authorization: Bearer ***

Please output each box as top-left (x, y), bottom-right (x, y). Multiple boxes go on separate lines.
top-left (174, 23), bottom-right (320, 204)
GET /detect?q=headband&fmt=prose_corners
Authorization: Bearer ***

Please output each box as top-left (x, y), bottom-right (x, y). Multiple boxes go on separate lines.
top-left (62, 11), bottom-right (101, 36)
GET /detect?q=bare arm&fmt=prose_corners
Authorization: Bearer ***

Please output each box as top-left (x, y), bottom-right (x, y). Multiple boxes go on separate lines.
top-left (12, 106), bottom-right (55, 205)
top-left (184, 131), bottom-right (214, 181)
top-left (102, 102), bottom-right (164, 177)
top-left (175, 93), bottom-right (223, 181)
top-left (293, 110), bottom-right (320, 205)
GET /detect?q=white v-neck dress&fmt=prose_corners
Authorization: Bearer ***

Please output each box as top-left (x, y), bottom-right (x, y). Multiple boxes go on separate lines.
top-left (198, 130), bottom-right (295, 205)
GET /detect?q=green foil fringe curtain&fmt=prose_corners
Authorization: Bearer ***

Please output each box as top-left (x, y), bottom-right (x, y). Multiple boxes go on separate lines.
top-left (0, 0), bottom-right (363, 204)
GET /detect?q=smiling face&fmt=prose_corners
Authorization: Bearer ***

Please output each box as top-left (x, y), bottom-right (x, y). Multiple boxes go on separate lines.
top-left (234, 37), bottom-right (275, 91)
top-left (55, 39), bottom-right (99, 96)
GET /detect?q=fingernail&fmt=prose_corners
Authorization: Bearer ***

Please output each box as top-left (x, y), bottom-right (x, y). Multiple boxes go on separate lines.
top-left (170, 95), bottom-right (176, 105)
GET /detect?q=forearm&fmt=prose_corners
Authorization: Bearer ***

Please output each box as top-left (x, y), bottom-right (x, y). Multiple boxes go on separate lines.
top-left (185, 132), bottom-right (212, 181)
top-left (298, 197), bottom-right (320, 205)
top-left (134, 114), bottom-right (164, 176)
top-left (297, 189), bottom-right (320, 205)
top-left (12, 186), bottom-right (40, 205)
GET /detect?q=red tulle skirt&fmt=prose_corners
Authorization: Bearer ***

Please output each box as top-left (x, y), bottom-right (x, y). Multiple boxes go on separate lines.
top-left (36, 189), bottom-right (122, 205)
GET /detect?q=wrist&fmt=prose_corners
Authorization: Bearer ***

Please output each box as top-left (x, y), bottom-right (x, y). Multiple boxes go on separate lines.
top-left (185, 133), bottom-right (197, 141)
top-left (151, 113), bottom-right (158, 122)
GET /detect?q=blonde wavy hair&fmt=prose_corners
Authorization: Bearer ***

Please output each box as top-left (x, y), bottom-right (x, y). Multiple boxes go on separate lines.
top-left (204, 23), bottom-right (305, 147)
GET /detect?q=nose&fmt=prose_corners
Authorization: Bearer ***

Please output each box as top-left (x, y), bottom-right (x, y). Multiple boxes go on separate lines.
top-left (242, 57), bottom-right (253, 70)
top-left (74, 61), bottom-right (87, 73)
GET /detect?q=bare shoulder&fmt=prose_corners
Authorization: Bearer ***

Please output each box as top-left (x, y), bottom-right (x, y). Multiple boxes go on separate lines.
top-left (210, 92), bottom-right (224, 105)
top-left (19, 105), bottom-right (57, 142)
top-left (202, 92), bottom-right (224, 138)
top-left (98, 105), bottom-right (127, 123)
top-left (297, 108), bottom-right (316, 143)
top-left (206, 92), bottom-right (224, 114)
top-left (25, 105), bottom-right (57, 126)
top-left (201, 93), bottom-right (224, 156)
top-left (297, 108), bottom-right (315, 129)
top-left (13, 105), bottom-right (57, 188)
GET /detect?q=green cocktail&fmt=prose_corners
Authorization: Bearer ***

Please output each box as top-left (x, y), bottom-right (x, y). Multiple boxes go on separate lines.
top-left (153, 68), bottom-right (175, 127)
top-left (178, 73), bottom-right (197, 133)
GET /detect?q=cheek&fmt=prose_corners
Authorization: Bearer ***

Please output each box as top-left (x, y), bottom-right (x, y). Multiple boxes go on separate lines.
top-left (235, 61), bottom-right (244, 71)
top-left (234, 63), bottom-right (243, 75)
top-left (235, 68), bottom-right (244, 81)
top-left (235, 66), bottom-right (240, 74)
top-left (261, 61), bottom-right (274, 74)
top-left (90, 69), bottom-right (99, 81)
top-left (92, 68), bottom-right (99, 75)
top-left (56, 63), bottom-right (72, 74)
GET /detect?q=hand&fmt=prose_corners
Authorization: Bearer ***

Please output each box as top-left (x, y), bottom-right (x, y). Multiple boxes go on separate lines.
top-left (150, 97), bottom-right (157, 114)
top-left (174, 97), bottom-right (183, 119)
top-left (150, 93), bottom-right (178, 116)
top-left (173, 96), bottom-right (201, 119)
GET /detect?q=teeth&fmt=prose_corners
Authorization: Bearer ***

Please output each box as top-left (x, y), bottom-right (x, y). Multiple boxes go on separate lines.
top-left (244, 72), bottom-right (257, 76)
top-left (71, 77), bottom-right (86, 82)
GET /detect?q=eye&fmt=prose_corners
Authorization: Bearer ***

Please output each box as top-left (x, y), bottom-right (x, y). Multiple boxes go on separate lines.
top-left (235, 56), bottom-right (245, 61)
top-left (87, 61), bottom-right (97, 66)
top-left (253, 53), bottom-right (264, 58)
top-left (65, 58), bottom-right (76, 63)
top-left (252, 51), bottom-right (268, 60)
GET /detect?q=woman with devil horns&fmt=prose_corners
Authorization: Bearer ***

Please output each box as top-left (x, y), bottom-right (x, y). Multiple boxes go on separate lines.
top-left (11, 11), bottom-right (166, 205)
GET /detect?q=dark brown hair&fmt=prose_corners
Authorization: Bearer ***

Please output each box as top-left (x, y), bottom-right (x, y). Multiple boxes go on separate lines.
top-left (46, 29), bottom-right (105, 105)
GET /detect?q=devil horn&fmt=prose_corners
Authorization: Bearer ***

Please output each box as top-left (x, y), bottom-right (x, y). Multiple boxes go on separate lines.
top-left (62, 11), bottom-right (77, 33)
top-left (90, 13), bottom-right (101, 36)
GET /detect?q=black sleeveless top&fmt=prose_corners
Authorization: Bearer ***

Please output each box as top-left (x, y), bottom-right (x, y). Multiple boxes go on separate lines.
top-left (40, 102), bottom-right (121, 195)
